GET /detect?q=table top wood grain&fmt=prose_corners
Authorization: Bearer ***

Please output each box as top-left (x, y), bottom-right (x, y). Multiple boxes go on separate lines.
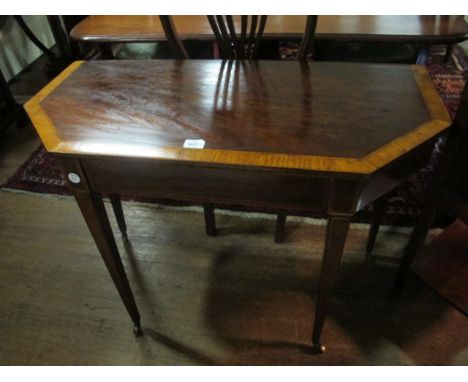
top-left (70, 15), bottom-right (468, 44)
top-left (25, 59), bottom-right (450, 174)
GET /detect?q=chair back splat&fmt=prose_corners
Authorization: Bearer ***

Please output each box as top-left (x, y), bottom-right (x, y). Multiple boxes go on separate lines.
top-left (207, 16), bottom-right (268, 59)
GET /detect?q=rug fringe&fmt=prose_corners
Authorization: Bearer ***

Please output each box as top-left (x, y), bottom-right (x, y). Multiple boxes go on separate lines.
top-left (0, 187), bottom-right (72, 200)
top-left (1, 187), bottom-right (417, 232)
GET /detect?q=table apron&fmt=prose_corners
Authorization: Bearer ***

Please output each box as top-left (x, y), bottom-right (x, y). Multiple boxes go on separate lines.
top-left (74, 157), bottom-right (333, 213)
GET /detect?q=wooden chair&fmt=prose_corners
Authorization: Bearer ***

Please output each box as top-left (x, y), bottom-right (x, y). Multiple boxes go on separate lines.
top-left (202, 16), bottom-right (265, 237)
top-left (203, 16), bottom-right (318, 241)
top-left (390, 81), bottom-right (468, 296)
top-left (205, 15), bottom-right (318, 241)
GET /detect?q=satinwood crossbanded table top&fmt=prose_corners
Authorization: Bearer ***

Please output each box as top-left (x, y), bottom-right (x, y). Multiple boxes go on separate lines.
top-left (70, 15), bottom-right (468, 44)
top-left (25, 60), bottom-right (451, 174)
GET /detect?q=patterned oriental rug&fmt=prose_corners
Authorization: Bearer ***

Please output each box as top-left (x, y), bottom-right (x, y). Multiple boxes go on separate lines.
top-left (2, 45), bottom-right (467, 226)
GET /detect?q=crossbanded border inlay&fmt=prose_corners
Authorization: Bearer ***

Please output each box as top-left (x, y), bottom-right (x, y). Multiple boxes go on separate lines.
top-left (24, 61), bottom-right (452, 175)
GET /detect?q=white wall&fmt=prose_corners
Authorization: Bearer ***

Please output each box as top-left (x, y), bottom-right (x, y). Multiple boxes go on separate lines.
top-left (0, 15), bottom-right (55, 81)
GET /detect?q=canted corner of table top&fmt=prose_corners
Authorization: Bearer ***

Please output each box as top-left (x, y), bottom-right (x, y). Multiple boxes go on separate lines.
top-left (23, 61), bottom-right (85, 152)
top-left (361, 65), bottom-right (451, 171)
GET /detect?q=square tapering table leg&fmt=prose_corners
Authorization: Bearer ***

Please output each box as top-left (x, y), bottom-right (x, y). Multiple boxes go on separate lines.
top-left (74, 191), bottom-right (142, 336)
top-left (311, 215), bottom-right (351, 353)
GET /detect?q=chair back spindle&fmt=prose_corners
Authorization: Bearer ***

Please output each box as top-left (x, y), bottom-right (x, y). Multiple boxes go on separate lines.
top-left (159, 15), bottom-right (189, 59)
top-left (297, 16), bottom-right (319, 60)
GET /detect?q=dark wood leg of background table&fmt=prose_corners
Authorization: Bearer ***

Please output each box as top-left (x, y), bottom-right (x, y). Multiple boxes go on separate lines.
top-left (74, 191), bottom-right (141, 335)
top-left (312, 215), bottom-right (351, 352)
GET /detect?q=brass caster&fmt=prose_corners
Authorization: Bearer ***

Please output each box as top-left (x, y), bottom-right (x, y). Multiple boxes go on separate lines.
top-left (312, 343), bottom-right (326, 354)
top-left (133, 324), bottom-right (143, 337)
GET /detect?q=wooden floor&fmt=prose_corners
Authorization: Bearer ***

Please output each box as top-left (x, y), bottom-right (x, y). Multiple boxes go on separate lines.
top-left (0, 127), bottom-right (467, 365)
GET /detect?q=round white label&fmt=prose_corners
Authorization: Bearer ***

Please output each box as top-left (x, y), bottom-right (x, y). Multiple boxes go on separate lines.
top-left (68, 173), bottom-right (81, 184)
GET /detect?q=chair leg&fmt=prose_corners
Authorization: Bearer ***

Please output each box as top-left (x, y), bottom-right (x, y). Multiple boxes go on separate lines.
top-left (203, 203), bottom-right (217, 236)
top-left (109, 194), bottom-right (128, 242)
top-left (365, 199), bottom-right (387, 261)
top-left (274, 213), bottom-right (287, 243)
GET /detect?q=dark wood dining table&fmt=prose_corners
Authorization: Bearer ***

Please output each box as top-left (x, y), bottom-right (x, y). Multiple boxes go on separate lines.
top-left (24, 58), bottom-right (451, 352)
top-left (70, 15), bottom-right (468, 44)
